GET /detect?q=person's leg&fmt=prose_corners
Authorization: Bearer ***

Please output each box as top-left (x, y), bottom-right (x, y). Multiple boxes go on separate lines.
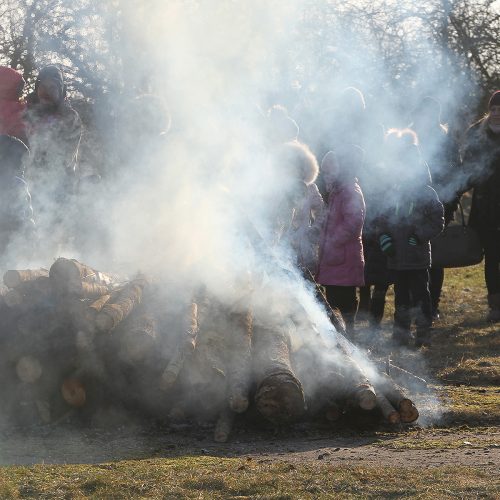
top-left (483, 231), bottom-right (500, 321)
top-left (324, 285), bottom-right (357, 335)
top-left (428, 266), bottom-right (444, 319)
top-left (370, 283), bottom-right (389, 329)
top-left (393, 271), bottom-right (412, 345)
top-left (358, 285), bottom-right (371, 320)
top-left (410, 269), bottom-right (433, 347)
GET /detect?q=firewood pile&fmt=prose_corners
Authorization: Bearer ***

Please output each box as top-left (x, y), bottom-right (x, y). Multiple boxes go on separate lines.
top-left (0, 258), bottom-right (423, 442)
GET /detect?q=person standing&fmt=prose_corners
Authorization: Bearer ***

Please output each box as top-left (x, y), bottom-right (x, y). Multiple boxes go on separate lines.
top-left (0, 66), bottom-right (27, 143)
top-left (377, 129), bottom-right (444, 347)
top-left (462, 91), bottom-right (500, 321)
top-left (24, 65), bottom-right (82, 253)
top-left (410, 97), bottom-right (461, 319)
top-left (316, 147), bottom-right (365, 335)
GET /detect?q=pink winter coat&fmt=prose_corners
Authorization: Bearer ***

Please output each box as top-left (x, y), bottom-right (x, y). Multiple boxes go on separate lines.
top-left (0, 66), bottom-right (26, 142)
top-left (316, 180), bottom-right (365, 286)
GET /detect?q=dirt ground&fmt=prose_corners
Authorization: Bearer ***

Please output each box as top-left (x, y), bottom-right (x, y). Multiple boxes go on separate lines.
top-left (1, 419), bottom-right (498, 470)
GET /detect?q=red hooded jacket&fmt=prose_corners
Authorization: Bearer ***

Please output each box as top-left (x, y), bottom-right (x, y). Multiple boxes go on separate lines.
top-left (0, 66), bottom-right (27, 142)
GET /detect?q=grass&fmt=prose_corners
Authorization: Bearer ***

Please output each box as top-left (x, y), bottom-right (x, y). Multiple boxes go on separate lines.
top-left (0, 457), bottom-right (498, 499)
top-left (0, 265), bottom-right (499, 498)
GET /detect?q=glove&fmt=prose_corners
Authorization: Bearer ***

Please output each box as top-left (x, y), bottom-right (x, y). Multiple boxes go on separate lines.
top-left (379, 234), bottom-right (395, 256)
top-left (408, 234), bottom-right (419, 246)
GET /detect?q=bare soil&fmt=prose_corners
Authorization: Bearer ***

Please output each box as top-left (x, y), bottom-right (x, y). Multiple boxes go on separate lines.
top-left (1, 423), bottom-right (498, 470)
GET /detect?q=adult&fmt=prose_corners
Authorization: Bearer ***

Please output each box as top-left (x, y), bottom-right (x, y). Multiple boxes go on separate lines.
top-left (24, 65), bottom-right (82, 252)
top-left (0, 66), bottom-right (27, 143)
top-left (462, 91), bottom-right (500, 322)
top-left (409, 96), bottom-right (461, 319)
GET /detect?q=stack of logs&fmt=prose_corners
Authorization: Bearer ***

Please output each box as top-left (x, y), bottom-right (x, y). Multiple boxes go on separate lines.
top-left (0, 258), bottom-right (421, 441)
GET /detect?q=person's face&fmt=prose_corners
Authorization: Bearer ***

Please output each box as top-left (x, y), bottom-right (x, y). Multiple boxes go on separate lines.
top-left (37, 79), bottom-right (62, 105)
top-left (490, 105), bottom-right (500, 127)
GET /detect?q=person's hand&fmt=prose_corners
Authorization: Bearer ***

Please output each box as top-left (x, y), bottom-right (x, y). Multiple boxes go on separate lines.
top-left (379, 234), bottom-right (395, 256)
top-left (408, 234), bottom-right (419, 246)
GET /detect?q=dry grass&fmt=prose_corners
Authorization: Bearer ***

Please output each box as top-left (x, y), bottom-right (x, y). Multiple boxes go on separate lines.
top-left (0, 458), bottom-right (498, 499)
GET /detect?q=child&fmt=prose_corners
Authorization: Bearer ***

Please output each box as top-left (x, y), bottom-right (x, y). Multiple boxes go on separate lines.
top-left (0, 66), bottom-right (27, 143)
top-left (316, 146), bottom-right (365, 334)
top-left (279, 141), bottom-right (324, 272)
top-left (377, 129), bottom-right (444, 347)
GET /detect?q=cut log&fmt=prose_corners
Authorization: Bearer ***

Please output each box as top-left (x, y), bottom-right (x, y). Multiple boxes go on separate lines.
top-left (376, 394), bottom-right (401, 424)
top-left (160, 301), bottom-right (199, 390)
top-left (95, 279), bottom-right (147, 333)
top-left (120, 313), bottom-right (158, 364)
top-left (3, 269), bottom-right (49, 289)
top-left (3, 276), bottom-right (52, 309)
top-left (253, 325), bottom-right (305, 424)
top-left (342, 356), bottom-right (377, 410)
top-left (16, 355), bottom-right (43, 383)
top-left (375, 372), bottom-right (419, 423)
top-left (61, 378), bottom-right (87, 408)
top-left (226, 310), bottom-right (252, 413)
top-left (49, 258), bottom-right (117, 298)
top-left (214, 408), bottom-right (235, 443)
top-left (324, 402), bottom-right (342, 422)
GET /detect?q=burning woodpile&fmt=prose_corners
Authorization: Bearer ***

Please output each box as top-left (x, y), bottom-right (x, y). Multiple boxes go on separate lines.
top-left (0, 258), bottom-right (424, 441)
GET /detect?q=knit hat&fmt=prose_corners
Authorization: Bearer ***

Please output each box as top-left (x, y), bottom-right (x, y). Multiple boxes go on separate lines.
top-left (488, 91), bottom-right (500, 109)
top-left (35, 65), bottom-right (66, 100)
top-left (37, 65), bottom-right (64, 85)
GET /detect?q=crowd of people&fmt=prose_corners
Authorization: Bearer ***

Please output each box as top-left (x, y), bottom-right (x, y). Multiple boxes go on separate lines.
top-left (1, 64), bottom-right (500, 350)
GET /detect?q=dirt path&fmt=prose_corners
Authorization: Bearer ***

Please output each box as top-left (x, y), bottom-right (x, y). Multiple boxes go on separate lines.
top-left (1, 427), bottom-right (498, 469)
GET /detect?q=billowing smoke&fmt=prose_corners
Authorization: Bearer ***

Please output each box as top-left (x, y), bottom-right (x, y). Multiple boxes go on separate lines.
top-left (0, 0), bottom-right (477, 442)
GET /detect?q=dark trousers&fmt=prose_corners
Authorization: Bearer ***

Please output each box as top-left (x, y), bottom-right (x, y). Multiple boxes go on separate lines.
top-left (482, 231), bottom-right (500, 295)
top-left (393, 269), bottom-right (432, 335)
top-left (359, 284), bottom-right (388, 326)
top-left (324, 285), bottom-right (358, 333)
top-left (429, 266), bottom-right (444, 313)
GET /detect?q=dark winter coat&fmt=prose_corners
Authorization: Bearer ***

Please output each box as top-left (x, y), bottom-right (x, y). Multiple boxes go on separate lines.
top-left (0, 67), bottom-right (26, 143)
top-left (377, 186), bottom-right (444, 270)
top-left (462, 119), bottom-right (500, 235)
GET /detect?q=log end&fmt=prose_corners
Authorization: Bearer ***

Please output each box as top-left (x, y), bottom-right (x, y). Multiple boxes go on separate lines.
top-left (16, 356), bottom-right (43, 383)
top-left (229, 393), bottom-right (249, 414)
top-left (160, 370), bottom-right (178, 391)
top-left (95, 312), bottom-right (115, 333)
top-left (324, 404), bottom-right (342, 423)
top-left (255, 373), bottom-right (305, 424)
top-left (399, 399), bottom-right (419, 423)
top-left (61, 378), bottom-right (87, 408)
top-left (356, 385), bottom-right (377, 411)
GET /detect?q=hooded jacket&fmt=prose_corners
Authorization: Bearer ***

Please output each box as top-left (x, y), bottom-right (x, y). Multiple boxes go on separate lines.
top-left (0, 67), bottom-right (26, 142)
top-left (316, 178), bottom-right (365, 286)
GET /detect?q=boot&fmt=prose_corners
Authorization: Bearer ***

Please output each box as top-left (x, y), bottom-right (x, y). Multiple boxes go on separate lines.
top-left (415, 327), bottom-right (432, 348)
top-left (487, 293), bottom-right (500, 322)
top-left (342, 297), bottom-right (359, 338)
top-left (392, 306), bottom-right (413, 346)
top-left (357, 286), bottom-right (371, 322)
top-left (369, 290), bottom-right (386, 329)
